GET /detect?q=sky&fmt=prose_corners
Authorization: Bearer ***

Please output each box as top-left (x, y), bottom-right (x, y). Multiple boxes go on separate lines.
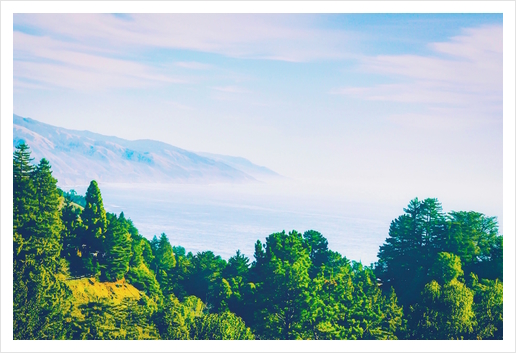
top-left (12, 13), bottom-right (503, 220)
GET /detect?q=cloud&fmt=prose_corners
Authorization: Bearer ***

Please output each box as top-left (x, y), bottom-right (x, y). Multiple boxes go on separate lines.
top-left (14, 14), bottom-right (353, 60)
top-left (14, 31), bottom-right (187, 90)
top-left (13, 14), bottom-right (356, 91)
top-left (175, 62), bottom-right (213, 70)
top-left (331, 25), bottom-right (502, 128)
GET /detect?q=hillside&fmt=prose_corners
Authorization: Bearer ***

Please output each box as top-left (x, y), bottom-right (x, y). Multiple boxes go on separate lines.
top-left (67, 278), bottom-right (142, 307)
top-left (13, 114), bottom-right (279, 186)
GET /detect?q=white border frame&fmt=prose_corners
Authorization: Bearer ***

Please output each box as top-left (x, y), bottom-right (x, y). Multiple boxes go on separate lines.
top-left (1, 2), bottom-right (515, 352)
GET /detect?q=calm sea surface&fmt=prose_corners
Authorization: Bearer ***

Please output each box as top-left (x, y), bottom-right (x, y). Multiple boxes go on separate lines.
top-left (72, 182), bottom-right (399, 265)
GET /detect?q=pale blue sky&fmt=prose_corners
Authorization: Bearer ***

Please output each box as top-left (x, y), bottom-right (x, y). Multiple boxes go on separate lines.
top-left (13, 13), bottom-right (503, 220)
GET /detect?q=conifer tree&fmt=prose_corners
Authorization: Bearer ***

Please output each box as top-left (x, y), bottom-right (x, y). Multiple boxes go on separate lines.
top-left (13, 143), bottom-right (36, 234)
top-left (252, 230), bottom-right (312, 339)
top-left (13, 147), bottom-right (70, 339)
top-left (80, 180), bottom-right (107, 277)
top-left (103, 213), bottom-right (132, 281)
top-left (152, 233), bottom-right (177, 295)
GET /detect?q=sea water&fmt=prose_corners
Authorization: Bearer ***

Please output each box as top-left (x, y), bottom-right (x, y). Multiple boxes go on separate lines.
top-left (69, 182), bottom-right (401, 265)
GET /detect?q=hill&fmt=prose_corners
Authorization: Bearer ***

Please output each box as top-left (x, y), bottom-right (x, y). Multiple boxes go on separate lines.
top-left (13, 114), bottom-right (279, 186)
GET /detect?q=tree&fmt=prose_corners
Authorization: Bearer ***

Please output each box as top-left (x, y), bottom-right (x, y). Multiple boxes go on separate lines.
top-left (80, 180), bottom-right (107, 277)
top-left (441, 211), bottom-right (501, 280)
top-left (13, 147), bottom-right (71, 339)
top-left (303, 230), bottom-right (330, 277)
top-left (61, 199), bottom-right (84, 275)
top-left (375, 198), bottom-right (447, 306)
top-left (13, 143), bottom-right (36, 233)
top-left (222, 250), bottom-right (251, 317)
top-left (184, 251), bottom-right (226, 310)
top-left (471, 275), bottom-right (503, 340)
top-left (191, 311), bottom-right (254, 340)
top-left (153, 295), bottom-right (204, 340)
top-left (252, 230), bottom-right (312, 339)
top-left (152, 233), bottom-right (176, 296)
top-left (429, 252), bottom-right (464, 284)
top-left (103, 213), bottom-right (132, 281)
top-left (73, 298), bottom-right (159, 340)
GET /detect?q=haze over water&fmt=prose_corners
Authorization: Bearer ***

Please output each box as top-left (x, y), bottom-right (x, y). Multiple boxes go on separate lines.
top-left (65, 181), bottom-right (399, 265)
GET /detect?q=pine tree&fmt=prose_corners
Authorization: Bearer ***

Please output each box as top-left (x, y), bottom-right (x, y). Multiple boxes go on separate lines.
top-left (13, 143), bottom-right (36, 235)
top-left (61, 199), bottom-right (83, 276)
top-left (80, 180), bottom-right (107, 277)
top-left (13, 148), bottom-right (71, 339)
top-left (103, 213), bottom-right (132, 281)
top-left (152, 233), bottom-right (176, 295)
top-left (252, 230), bottom-right (312, 339)
top-left (375, 198), bottom-right (446, 306)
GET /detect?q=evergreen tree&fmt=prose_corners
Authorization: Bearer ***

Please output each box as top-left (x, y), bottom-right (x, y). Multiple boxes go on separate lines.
top-left (222, 250), bottom-right (251, 317)
top-left (103, 213), bottom-right (132, 281)
top-left (13, 147), bottom-right (71, 339)
top-left (185, 251), bottom-right (226, 309)
top-left (375, 198), bottom-right (446, 306)
top-left (13, 143), bottom-right (36, 234)
top-left (191, 311), bottom-right (255, 340)
top-left (61, 199), bottom-right (84, 275)
top-left (471, 275), bottom-right (503, 340)
top-left (80, 180), bottom-right (107, 277)
top-left (303, 230), bottom-right (330, 277)
top-left (154, 295), bottom-right (204, 340)
top-left (407, 279), bottom-right (475, 339)
top-left (152, 233), bottom-right (177, 295)
top-left (407, 255), bottom-right (475, 339)
top-left (252, 230), bottom-right (312, 339)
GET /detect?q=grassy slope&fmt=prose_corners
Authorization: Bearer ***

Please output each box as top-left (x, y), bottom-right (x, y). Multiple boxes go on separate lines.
top-left (66, 278), bottom-right (144, 319)
top-left (67, 277), bottom-right (142, 305)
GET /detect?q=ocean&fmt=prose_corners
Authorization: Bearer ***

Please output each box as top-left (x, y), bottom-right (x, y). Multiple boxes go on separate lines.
top-left (67, 181), bottom-right (403, 266)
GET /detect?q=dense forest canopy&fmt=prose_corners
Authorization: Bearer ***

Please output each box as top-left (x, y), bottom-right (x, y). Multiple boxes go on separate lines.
top-left (13, 143), bottom-right (503, 340)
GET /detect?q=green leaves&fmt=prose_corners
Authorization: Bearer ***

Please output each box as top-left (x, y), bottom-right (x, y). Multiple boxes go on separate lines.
top-left (103, 214), bottom-right (132, 281)
top-left (407, 279), bottom-right (475, 339)
top-left (12, 150), bottom-right (503, 342)
top-left (430, 252), bottom-right (464, 284)
top-left (13, 144), bottom-right (71, 340)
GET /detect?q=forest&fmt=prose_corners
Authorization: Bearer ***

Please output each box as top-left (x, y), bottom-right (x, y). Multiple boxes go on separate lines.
top-left (13, 143), bottom-right (503, 340)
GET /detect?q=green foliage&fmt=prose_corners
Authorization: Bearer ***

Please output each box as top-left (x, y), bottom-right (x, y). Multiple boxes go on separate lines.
top-left (376, 198), bottom-right (503, 308)
top-left (153, 295), bottom-right (205, 339)
top-left (185, 251), bottom-right (227, 309)
top-left (470, 275), bottom-right (503, 340)
top-left (375, 198), bottom-right (446, 307)
top-left (13, 145), bottom-right (71, 340)
top-left (252, 230), bottom-right (312, 339)
top-left (429, 252), bottom-right (464, 284)
top-left (12, 149), bottom-right (503, 341)
top-left (59, 188), bottom-right (87, 207)
top-left (151, 233), bottom-right (177, 296)
top-left (72, 298), bottom-right (159, 340)
top-left (191, 311), bottom-right (255, 340)
top-left (407, 279), bottom-right (475, 339)
top-left (103, 213), bottom-right (132, 281)
top-left (303, 230), bottom-right (330, 277)
top-left (80, 180), bottom-right (108, 277)
top-left (126, 263), bottom-right (162, 299)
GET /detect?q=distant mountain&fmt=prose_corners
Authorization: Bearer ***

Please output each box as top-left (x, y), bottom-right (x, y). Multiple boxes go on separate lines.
top-left (13, 114), bottom-right (280, 186)
top-left (196, 152), bottom-right (280, 181)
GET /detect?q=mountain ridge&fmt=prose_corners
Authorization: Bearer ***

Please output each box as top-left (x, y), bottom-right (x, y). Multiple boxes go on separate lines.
top-left (13, 114), bottom-right (280, 186)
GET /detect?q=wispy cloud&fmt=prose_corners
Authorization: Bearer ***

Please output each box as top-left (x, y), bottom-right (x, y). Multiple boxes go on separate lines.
top-left (14, 31), bottom-right (187, 90)
top-left (14, 14), bottom-right (354, 62)
top-left (175, 62), bottom-right (213, 70)
top-left (13, 14), bottom-right (356, 92)
top-left (331, 25), bottom-right (502, 129)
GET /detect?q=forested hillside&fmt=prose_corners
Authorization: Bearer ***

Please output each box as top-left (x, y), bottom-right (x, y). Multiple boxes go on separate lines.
top-left (13, 143), bottom-right (503, 340)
